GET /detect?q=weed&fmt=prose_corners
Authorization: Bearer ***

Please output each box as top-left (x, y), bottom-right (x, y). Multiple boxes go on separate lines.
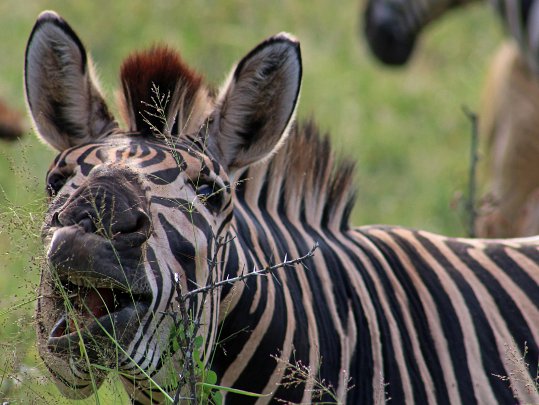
top-left (272, 349), bottom-right (354, 404)
top-left (492, 341), bottom-right (539, 401)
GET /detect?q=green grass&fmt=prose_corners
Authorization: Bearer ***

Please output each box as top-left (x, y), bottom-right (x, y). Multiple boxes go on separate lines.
top-left (0, 1), bottom-right (503, 403)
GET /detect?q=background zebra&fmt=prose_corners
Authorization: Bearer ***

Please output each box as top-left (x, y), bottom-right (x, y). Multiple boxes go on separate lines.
top-left (363, 0), bottom-right (481, 65)
top-left (364, 0), bottom-right (539, 238)
top-left (363, 0), bottom-right (538, 69)
top-left (476, 40), bottom-right (539, 237)
top-left (26, 10), bottom-right (539, 404)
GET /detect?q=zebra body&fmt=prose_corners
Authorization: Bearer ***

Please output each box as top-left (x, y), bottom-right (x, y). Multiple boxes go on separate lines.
top-left (223, 155), bottom-right (539, 403)
top-left (475, 40), bottom-right (539, 237)
top-left (25, 10), bottom-right (539, 404)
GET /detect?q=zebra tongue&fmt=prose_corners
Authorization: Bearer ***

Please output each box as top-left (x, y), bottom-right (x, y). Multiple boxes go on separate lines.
top-left (64, 288), bottom-right (116, 334)
top-left (80, 288), bottom-right (115, 319)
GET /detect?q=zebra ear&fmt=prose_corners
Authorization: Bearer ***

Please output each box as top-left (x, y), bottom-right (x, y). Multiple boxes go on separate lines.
top-left (210, 33), bottom-right (302, 171)
top-left (25, 11), bottom-right (117, 151)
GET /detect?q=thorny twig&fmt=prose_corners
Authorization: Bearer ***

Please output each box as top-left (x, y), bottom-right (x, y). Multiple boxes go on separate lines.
top-left (182, 243), bottom-right (319, 301)
top-left (171, 240), bottom-right (318, 404)
top-left (171, 237), bottom-right (224, 403)
top-left (173, 236), bottom-right (229, 404)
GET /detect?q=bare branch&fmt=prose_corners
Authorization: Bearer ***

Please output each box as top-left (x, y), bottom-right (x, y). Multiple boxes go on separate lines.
top-left (462, 106), bottom-right (479, 238)
top-left (181, 243), bottom-right (319, 301)
top-left (172, 279), bottom-right (198, 404)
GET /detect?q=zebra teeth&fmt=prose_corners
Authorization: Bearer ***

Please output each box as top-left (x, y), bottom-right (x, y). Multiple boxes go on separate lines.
top-left (63, 274), bottom-right (131, 292)
top-left (49, 314), bottom-right (68, 338)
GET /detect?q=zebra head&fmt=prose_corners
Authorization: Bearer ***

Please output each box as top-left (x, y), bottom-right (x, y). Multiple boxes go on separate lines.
top-left (25, 11), bottom-right (301, 400)
top-left (363, 0), bottom-right (478, 65)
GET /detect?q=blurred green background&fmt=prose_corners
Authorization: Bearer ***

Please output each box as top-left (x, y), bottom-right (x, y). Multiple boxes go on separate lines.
top-left (0, 1), bottom-right (502, 403)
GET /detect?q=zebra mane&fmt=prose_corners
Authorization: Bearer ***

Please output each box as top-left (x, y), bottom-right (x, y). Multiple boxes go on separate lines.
top-left (118, 45), bottom-right (212, 136)
top-left (240, 120), bottom-right (357, 230)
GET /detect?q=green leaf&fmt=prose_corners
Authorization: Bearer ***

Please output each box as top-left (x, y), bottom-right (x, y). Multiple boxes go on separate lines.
top-left (205, 370), bottom-right (217, 385)
top-left (194, 335), bottom-right (203, 349)
top-left (211, 390), bottom-right (223, 405)
top-left (172, 339), bottom-right (180, 353)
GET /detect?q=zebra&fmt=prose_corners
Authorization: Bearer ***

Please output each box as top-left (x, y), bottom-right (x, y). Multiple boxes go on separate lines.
top-left (26, 10), bottom-right (539, 404)
top-left (363, 0), bottom-right (539, 71)
top-left (363, 0), bottom-right (539, 238)
top-left (363, 0), bottom-right (481, 65)
top-left (475, 40), bottom-right (539, 237)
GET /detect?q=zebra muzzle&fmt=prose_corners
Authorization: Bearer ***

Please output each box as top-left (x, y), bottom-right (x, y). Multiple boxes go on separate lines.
top-left (43, 225), bottom-right (152, 359)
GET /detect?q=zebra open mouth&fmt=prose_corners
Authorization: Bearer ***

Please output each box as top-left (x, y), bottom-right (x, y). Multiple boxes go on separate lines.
top-left (46, 280), bottom-right (149, 358)
top-left (43, 219), bottom-right (152, 357)
top-left (49, 283), bottom-right (133, 338)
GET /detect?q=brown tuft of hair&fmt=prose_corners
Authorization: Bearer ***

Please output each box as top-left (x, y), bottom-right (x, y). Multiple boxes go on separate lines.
top-left (119, 45), bottom-right (204, 134)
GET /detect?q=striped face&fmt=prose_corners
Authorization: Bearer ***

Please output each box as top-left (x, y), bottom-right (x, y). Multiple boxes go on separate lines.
top-left (363, 0), bottom-right (478, 65)
top-left (25, 10), bottom-right (301, 400)
top-left (38, 135), bottom-right (231, 396)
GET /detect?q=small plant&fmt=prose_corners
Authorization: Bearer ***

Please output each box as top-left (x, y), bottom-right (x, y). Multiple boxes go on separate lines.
top-left (0, 152), bottom-right (51, 403)
top-left (272, 349), bottom-right (354, 404)
top-left (492, 341), bottom-right (539, 401)
top-left (167, 320), bottom-right (221, 404)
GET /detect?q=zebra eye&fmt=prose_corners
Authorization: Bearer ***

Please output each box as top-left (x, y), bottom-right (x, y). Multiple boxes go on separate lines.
top-left (196, 183), bottom-right (223, 212)
top-left (46, 172), bottom-right (68, 197)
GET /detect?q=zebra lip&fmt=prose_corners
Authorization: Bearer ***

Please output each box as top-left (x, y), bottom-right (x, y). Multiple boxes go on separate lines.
top-left (47, 225), bottom-right (150, 294)
top-left (46, 284), bottom-right (148, 355)
top-left (47, 306), bottom-right (137, 356)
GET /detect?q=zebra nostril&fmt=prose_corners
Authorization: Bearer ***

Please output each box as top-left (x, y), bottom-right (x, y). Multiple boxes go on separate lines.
top-left (135, 210), bottom-right (151, 232)
top-left (51, 211), bottom-right (61, 227)
top-left (53, 204), bottom-right (150, 241)
top-left (111, 209), bottom-right (151, 236)
top-left (106, 209), bottom-right (151, 247)
top-left (78, 216), bottom-right (96, 233)
top-left (53, 205), bottom-right (98, 234)
top-left (50, 173), bottom-right (150, 241)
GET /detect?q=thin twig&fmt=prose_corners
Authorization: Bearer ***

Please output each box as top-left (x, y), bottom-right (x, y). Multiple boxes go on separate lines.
top-left (175, 287), bottom-right (198, 404)
top-left (181, 243), bottom-right (319, 301)
top-left (462, 106), bottom-right (479, 238)
top-left (172, 235), bottom-right (232, 404)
